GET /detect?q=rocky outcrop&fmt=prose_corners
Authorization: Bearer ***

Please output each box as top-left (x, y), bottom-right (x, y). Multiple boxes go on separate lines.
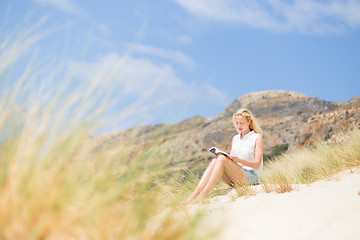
top-left (298, 106), bottom-right (360, 146)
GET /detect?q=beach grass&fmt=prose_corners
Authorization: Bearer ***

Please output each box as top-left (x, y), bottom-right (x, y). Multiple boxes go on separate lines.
top-left (0, 24), bottom-right (198, 240)
top-left (0, 130), bottom-right (197, 239)
top-left (261, 127), bottom-right (360, 192)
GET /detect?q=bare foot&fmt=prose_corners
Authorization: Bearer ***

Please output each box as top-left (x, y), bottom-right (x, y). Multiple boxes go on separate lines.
top-left (181, 192), bottom-right (199, 205)
top-left (190, 193), bottom-right (207, 204)
top-left (180, 199), bottom-right (192, 205)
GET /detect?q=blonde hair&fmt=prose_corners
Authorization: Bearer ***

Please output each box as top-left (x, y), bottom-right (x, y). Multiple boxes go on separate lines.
top-left (233, 108), bottom-right (262, 134)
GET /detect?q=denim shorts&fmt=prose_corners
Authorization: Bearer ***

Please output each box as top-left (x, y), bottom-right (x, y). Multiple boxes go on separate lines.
top-left (244, 169), bottom-right (259, 185)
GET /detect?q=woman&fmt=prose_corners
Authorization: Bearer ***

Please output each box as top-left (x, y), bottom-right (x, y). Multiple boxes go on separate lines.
top-left (183, 108), bottom-right (263, 204)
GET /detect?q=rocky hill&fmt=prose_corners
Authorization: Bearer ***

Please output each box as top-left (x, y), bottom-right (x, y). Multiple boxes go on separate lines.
top-left (89, 91), bottom-right (360, 175)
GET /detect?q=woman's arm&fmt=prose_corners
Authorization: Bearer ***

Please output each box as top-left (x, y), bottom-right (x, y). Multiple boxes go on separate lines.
top-left (228, 135), bottom-right (264, 169)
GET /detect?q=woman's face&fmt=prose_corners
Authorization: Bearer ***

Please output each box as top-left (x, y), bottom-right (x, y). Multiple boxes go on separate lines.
top-left (235, 115), bottom-right (250, 134)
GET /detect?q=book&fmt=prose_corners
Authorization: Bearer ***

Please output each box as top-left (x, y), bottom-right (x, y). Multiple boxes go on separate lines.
top-left (209, 147), bottom-right (230, 157)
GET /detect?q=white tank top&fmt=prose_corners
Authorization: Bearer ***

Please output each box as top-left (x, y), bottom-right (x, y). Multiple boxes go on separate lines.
top-left (230, 131), bottom-right (263, 176)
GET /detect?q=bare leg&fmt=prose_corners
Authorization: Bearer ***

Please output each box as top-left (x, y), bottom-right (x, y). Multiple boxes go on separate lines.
top-left (222, 172), bottom-right (234, 187)
top-left (181, 159), bottom-right (217, 204)
top-left (191, 155), bottom-right (246, 203)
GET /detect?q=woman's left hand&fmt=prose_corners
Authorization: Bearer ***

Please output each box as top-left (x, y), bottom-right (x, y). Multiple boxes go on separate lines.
top-left (227, 155), bottom-right (239, 162)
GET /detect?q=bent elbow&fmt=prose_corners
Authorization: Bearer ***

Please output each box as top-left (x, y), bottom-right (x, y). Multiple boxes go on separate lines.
top-left (254, 161), bottom-right (262, 169)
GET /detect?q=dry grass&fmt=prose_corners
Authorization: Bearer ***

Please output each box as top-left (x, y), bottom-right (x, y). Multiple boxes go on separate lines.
top-left (0, 23), bottom-right (198, 240)
top-left (261, 127), bottom-right (360, 193)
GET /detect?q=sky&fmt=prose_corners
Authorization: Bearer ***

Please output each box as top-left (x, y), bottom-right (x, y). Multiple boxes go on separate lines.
top-left (1, 0), bottom-right (360, 134)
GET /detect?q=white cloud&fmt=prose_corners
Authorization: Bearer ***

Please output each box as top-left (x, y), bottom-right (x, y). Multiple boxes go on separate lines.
top-left (72, 53), bottom-right (228, 132)
top-left (125, 43), bottom-right (195, 70)
top-left (174, 0), bottom-right (360, 34)
top-left (33, 0), bottom-right (84, 14)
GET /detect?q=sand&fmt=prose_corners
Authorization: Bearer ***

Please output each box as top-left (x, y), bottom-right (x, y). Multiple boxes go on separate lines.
top-left (187, 168), bottom-right (360, 240)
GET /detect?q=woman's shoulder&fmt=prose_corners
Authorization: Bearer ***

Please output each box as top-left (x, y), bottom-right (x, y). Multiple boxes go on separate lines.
top-left (254, 132), bottom-right (263, 140)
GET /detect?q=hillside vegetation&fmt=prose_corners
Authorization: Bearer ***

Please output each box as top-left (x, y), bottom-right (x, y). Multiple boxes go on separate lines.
top-left (91, 91), bottom-right (360, 178)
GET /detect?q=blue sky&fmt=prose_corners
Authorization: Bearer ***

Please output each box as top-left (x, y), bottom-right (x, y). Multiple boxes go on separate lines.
top-left (1, 0), bottom-right (360, 134)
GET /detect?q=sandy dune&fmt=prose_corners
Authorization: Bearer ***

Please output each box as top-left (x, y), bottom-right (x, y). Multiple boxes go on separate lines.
top-left (189, 168), bottom-right (360, 240)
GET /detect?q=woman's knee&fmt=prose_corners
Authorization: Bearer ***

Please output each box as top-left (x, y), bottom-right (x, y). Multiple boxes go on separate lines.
top-left (215, 155), bottom-right (231, 164)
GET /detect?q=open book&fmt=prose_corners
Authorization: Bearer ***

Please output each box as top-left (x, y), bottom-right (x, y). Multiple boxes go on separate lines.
top-left (209, 147), bottom-right (230, 157)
